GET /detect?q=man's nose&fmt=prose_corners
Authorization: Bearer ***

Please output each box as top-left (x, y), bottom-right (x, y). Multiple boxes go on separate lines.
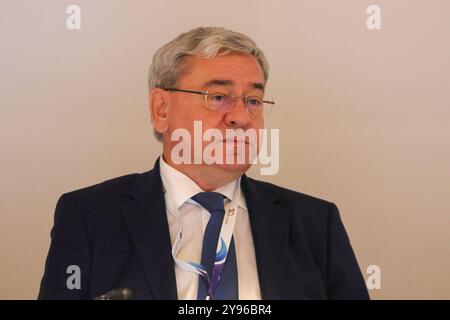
top-left (223, 97), bottom-right (251, 127)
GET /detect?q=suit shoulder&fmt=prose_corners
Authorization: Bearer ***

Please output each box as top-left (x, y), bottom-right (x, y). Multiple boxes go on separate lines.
top-left (66, 172), bottom-right (139, 195)
top-left (60, 171), bottom-right (145, 210)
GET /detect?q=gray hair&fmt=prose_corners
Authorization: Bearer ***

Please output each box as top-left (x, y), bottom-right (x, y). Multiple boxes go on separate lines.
top-left (148, 26), bottom-right (270, 141)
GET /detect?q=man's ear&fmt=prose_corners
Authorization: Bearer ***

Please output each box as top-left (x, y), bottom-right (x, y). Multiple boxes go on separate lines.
top-left (149, 88), bottom-right (170, 135)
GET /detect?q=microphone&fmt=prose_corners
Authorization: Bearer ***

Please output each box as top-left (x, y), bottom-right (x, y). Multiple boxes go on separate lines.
top-left (94, 288), bottom-right (134, 300)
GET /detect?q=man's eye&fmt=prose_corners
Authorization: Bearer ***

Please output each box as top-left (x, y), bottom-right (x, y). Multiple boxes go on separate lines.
top-left (247, 97), bottom-right (262, 106)
top-left (210, 94), bottom-right (227, 102)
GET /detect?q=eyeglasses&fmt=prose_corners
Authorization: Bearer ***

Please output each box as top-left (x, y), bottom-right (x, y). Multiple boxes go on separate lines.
top-left (162, 87), bottom-right (275, 116)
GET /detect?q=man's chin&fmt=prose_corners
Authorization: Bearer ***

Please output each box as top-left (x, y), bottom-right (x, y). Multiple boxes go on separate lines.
top-left (211, 162), bottom-right (252, 174)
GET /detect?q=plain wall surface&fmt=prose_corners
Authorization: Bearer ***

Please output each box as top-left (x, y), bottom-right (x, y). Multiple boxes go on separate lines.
top-left (1, 0), bottom-right (449, 299)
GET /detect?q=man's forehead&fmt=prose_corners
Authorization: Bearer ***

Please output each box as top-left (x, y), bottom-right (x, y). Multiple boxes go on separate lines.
top-left (180, 55), bottom-right (265, 90)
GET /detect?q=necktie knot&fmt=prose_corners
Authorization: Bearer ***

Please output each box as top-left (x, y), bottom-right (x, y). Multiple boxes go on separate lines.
top-left (191, 192), bottom-right (225, 214)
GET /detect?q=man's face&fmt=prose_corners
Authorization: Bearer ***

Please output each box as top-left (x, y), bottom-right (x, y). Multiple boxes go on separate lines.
top-left (162, 53), bottom-right (266, 175)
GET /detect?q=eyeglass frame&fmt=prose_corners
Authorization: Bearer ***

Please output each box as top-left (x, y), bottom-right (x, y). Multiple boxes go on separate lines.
top-left (161, 87), bottom-right (275, 115)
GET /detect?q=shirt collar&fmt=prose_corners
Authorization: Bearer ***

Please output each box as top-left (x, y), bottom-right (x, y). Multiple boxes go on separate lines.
top-left (159, 155), bottom-right (247, 210)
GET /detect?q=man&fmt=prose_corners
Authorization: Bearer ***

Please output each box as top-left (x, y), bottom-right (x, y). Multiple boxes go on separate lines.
top-left (39, 27), bottom-right (369, 300)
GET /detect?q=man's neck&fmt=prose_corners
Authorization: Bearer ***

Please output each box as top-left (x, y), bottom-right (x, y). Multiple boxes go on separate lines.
top-left (161, 153), bottom-right (244, 192)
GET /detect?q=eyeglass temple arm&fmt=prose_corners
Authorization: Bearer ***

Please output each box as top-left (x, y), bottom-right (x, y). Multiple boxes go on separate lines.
top-left (163, 88), bottom-right (207, 95)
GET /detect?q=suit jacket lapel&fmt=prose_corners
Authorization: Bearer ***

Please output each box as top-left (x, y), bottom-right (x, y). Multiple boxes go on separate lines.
top-left (120, 158), bottom-right (178, 299)
top-left (241, 175), bottom-right (290, 299)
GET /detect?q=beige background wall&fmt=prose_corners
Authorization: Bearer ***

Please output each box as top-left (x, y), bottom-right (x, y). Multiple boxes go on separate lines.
top-left (1, 0), bottom-right (449, 299)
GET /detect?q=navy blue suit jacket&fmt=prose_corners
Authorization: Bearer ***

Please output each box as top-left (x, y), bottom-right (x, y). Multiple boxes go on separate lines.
top-left (38, 159), bottom-right (369, 299)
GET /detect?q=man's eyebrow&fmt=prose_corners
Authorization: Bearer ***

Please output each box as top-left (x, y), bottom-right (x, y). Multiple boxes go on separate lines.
top-left (200, 79), bottom-right (265, 91)
top-left (251, 82), bottom-right (265, 91)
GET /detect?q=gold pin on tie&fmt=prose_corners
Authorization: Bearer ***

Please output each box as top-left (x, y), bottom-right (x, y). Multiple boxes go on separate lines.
top-left (225, 208), bottom-right (235, 224)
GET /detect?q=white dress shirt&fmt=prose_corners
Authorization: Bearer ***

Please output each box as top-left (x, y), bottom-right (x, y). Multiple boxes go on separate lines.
top-left (159, 156), bottom-right (262, 300)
